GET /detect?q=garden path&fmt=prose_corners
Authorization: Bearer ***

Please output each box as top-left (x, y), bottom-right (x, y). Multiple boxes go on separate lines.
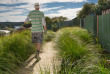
top-left (17, 41), bottom-right (60, 74)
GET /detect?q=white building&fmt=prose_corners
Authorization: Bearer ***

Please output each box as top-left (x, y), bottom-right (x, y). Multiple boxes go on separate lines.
top-left (14, 26), bottom-right (21, 29)
top-left (0, 30), bottom-right (10, 36)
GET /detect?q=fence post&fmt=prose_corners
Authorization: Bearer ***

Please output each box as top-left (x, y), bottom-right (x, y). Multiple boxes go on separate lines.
top-left (80, 19), bottom-right (81, 27)
top-left (84, 18), bottom-right (85, 28)
top-left (97, 15), bottom-right (98, 40)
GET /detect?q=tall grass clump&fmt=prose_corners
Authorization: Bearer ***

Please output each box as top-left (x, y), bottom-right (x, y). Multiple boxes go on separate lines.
top-left (0, 30), bottom-right (34, 74)
top-left (55, 27), bottom-right (92, 73)
top-left (44, 30), bottom-right (56, 42)
top-left (71, 27), bottom-right (92, 42)
top-left (55, 27), bottom-right (110, 74)
top-left (56, 31), bottom-right (86, 61)
top-left (55, 27), bottom-right (91, 60)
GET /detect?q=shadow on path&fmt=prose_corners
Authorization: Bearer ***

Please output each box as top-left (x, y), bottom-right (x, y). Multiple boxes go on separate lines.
top-left (17, 42), bottom-right (59, 74)
top-left (17, 54), bottom-right (40, 74)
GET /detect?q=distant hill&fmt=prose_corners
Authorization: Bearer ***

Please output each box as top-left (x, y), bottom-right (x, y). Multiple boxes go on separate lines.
top-left (0, 22), bottom-right (24, 26)
top-left (0, 22), bottom-right (24, 29)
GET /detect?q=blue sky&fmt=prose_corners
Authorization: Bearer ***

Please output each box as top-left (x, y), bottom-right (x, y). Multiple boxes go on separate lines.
top-left (0, 0), bottom-right (98, 22)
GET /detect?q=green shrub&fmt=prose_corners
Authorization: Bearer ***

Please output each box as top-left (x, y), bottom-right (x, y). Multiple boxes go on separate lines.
top-left (51, 24), bottom-right (58, 32)
top-left (56, 27), bottom-right (92, 43)
top-left (55, 27), bottom-right (92, 73)
top-left (0, 31), bottom-right (6, 36)
top-left (55, 27), bottom-right (110, 74)
top-left (0, 30), bottom-right (34, 74)
top-left (55, 27), bottom-right (89, 60)
top-left (44, 30), bottom-right (56, 42)
top-left (56, 31), bottom-right (86, 61)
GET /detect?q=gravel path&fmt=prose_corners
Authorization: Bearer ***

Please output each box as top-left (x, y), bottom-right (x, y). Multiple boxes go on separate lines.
top-left (17, 41), bottom-right (60, 74)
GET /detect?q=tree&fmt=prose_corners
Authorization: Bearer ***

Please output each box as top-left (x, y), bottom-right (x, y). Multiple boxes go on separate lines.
top-left (51, 17), bottom-right (59, 23)
top-left (77, 10), bottom-right (84, 18)
top-left (45, 17), bottom-right (52, 25)
top-left (98, 0), bottom-right (107, 6)
top-left (77, 3), bottom-right (95, 18)
top-left (59, 16), bottom-right (67, 22)
top-left (51, 16), bottom-right (67, 31)
top-left (95, 0), bottom-right (109, 15)
top-left (77, 0), bottom-right (110, 18)
top-left (51, 16), bottom-right (67, 23)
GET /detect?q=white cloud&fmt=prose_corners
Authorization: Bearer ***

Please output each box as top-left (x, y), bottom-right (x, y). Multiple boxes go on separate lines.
top-left (40, 6), bottom-right (64, 12)
top-left (46, 8), bottom-right (82, 20)
top-left (0, 6), bottom-right (64, 22)
top-left (0, 6), bottom-right (13, 11)
top-left (14, 4), bottom-right (63, 11)
top-left (0, 9), bottom-right (25, 16)
top-left (0, 0), bottom-right (85, 22)
top-left (0, 9), bottom-right (27, 22)
top-left (34, 0), bottom-right (87, 4)
top-left (0, 0), bottom-right (87, 4)
top-left (0, 7), bottom-right (82, 22)
top-left (14, 3), bottom-right (34, 11)
top-left (0, 15), bottom-right (26, 22)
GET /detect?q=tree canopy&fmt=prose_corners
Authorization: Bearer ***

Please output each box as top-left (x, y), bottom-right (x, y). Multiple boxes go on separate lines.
top-left (77, 0), bottom-right (110, 18)
top-left (45, 16), bottom-right (67, 25)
